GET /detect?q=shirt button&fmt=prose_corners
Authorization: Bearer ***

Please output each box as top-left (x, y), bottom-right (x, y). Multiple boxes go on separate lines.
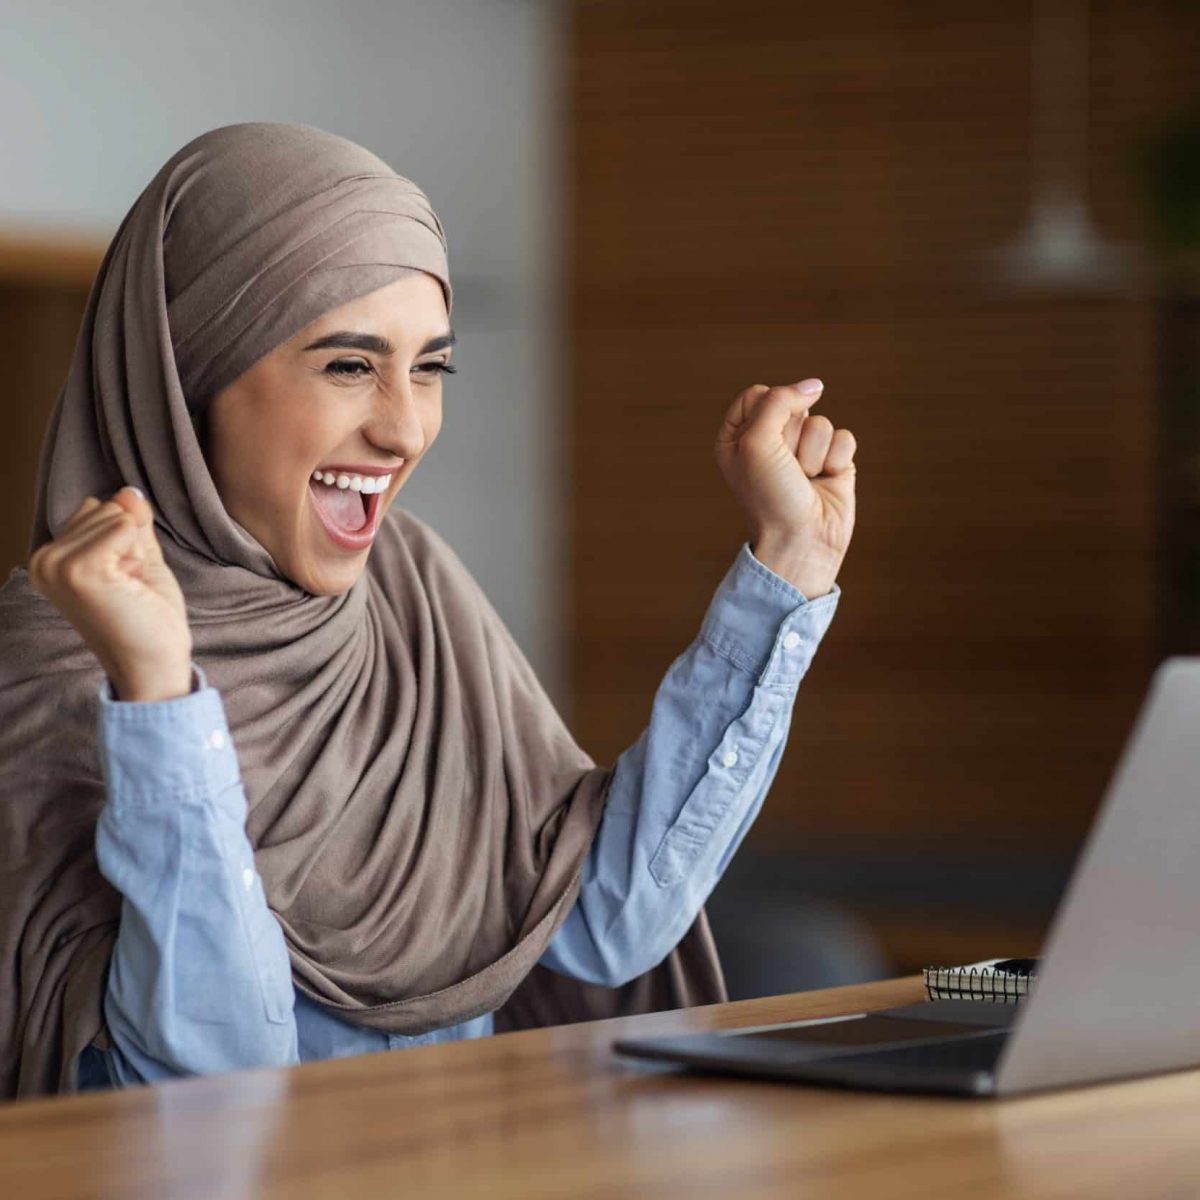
top-left (242, 867), bottom-right (254, 891)
top-left (782, 631), bottom-right (802, 650)
top-left (208, 729), bottom-right (226, 750)
top-left (722, 750), bottom-right (739, 769)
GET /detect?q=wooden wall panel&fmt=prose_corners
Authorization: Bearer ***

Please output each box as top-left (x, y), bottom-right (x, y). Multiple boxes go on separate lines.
top-left (566, 0), bottom-right (1198, 853)
top-left (0, 274), bottom-right (94, 573)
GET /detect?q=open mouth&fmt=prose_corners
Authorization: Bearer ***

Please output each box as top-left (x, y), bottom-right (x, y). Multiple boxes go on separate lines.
top-left (308, 477), bottom-right (383, 546)
top-left (310, 478), bottom-right (369, 530)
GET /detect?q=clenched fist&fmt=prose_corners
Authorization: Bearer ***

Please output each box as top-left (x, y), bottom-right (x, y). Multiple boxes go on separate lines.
top-left (716, 379), bottom-right (857, 600)
top-left (28, 487), bottom-right (194, 702)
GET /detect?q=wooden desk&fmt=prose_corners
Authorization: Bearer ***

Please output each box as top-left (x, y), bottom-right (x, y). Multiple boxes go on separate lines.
top-left (3, 976), bottom-right (1198, 1198)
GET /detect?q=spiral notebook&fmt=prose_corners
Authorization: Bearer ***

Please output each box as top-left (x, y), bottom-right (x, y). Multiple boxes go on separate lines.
top-left (923, 956), bottom-right (1039, 1003)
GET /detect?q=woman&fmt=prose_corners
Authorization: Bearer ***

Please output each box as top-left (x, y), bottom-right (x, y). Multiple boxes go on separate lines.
top-left (0, 122), bottom-right (856, 1098)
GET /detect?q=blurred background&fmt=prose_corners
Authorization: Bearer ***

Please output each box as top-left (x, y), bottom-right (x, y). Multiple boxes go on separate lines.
top-left (2, 0), bottom-right (1199, 998)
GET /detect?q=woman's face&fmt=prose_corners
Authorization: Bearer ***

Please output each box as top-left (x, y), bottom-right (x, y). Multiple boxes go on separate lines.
top-left (205, 272), bottom-right (453, 595)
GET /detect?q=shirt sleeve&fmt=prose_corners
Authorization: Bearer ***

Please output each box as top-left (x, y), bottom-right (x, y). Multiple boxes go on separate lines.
top-left (84, 662), bottom-right (299, 1087)
top-left (538, 542), bottom-right (840, 987)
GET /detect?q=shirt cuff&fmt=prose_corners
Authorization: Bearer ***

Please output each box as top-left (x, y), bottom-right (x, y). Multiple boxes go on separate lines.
top-left (96, 662), bottom-right (242, 805)
top-left (698, 542), bottom-right (840, 688)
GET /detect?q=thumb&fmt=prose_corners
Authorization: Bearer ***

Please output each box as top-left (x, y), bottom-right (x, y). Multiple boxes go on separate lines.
top-left (741, 380), bottom-right (824, 452)
top-left (110, 485), bottom-right (149, 521)
top-left (111, 486), bottom-right (164, 555)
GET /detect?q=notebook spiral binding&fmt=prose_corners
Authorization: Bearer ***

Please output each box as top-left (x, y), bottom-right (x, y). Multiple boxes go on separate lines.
top-left (923, 961), bottom-right (1034, 1004)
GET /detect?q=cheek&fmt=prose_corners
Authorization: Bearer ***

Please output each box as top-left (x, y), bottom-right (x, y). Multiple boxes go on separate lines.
top-left (259, 423), bottom-right (329, 516)
top-left (285, 404), bottom-right (343, 467)
top-left (208, 370), bottom-right (339, 526)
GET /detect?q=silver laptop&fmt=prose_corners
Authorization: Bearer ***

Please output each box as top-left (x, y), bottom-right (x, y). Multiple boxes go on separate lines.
top-left (613, 657), bottom-right (1200, 1097)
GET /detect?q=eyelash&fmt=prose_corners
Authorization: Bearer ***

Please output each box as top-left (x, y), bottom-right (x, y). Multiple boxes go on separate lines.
top-left (324, 358), bottom-right (457, 381)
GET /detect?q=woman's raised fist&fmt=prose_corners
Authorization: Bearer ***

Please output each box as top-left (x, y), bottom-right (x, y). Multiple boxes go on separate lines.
top-left (715, 379), bottom-right (857, 600)
top-left (28, 487), bottom-right (194, 701)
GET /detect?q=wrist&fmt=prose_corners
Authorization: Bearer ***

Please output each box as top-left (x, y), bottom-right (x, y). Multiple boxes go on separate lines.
top-left (109, 660), bottom-right (195, 703)
top-left (749, 531), bottom-right (839, 600)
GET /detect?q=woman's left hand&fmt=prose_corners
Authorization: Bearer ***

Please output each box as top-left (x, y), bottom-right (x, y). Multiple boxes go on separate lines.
top-left (715, 379), bottom-right (857, 600)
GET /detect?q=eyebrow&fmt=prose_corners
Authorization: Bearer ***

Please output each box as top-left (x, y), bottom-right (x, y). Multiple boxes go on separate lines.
top-left (301, 329), bottom-right (457, 356)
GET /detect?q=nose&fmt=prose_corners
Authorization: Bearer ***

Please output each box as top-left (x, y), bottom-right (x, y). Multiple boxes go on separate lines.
top-left (368, 378), bottom-right (427, 461)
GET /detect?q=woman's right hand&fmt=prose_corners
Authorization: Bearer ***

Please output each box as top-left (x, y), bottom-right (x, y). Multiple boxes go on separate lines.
top-left (28, 486), bottom-right (195, 701)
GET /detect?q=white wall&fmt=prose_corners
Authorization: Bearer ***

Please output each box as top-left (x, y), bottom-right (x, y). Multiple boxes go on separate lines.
top-left (0, 0), bottom-right (569, 703)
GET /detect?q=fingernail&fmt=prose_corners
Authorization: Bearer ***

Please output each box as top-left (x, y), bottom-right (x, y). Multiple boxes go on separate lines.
top-left (126, 486), bottom-right (145, 501)
top-left (798, 378), bottom-right (824, 395)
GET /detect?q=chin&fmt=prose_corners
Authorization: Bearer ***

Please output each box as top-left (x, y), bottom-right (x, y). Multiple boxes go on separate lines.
top-left (309, 572), bottom-right (364, 597)
top-left (294, 556), bottom-right (368, 597)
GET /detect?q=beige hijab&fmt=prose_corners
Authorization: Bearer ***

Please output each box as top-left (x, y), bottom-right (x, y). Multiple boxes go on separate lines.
top-left (0, 122), bottom-right (724, 1100)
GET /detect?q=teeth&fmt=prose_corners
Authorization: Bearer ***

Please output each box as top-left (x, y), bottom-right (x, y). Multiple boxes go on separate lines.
top-left (311, 470), bottom-right (392, 493)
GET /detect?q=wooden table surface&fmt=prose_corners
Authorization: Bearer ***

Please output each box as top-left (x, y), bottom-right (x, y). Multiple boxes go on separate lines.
top-left (4, 975), bottom-right (1199, 1199)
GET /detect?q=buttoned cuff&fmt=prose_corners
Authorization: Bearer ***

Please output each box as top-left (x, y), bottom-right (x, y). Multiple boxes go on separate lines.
top-left (698, 542), bottom-right (840, 688)
top-left (96, 662), bottom-right (242, 806)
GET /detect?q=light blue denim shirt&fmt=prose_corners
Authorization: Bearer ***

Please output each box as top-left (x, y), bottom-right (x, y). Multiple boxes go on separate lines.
top-left (77, 543), bottom-right (839, 1089)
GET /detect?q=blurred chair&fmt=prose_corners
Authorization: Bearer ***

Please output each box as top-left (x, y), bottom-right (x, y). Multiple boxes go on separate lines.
top-left (706, 859), bottom-right (892, 1001)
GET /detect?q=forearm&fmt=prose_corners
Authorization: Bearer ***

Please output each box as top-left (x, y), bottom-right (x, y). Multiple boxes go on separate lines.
top-left (93, 664), bottom-right (298, 1084)
top-left (540, 543), bottom-right (838, 986)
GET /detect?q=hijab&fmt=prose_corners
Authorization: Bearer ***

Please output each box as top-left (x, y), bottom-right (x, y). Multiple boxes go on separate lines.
top-left (0, 122), bottom-right (725, 1100)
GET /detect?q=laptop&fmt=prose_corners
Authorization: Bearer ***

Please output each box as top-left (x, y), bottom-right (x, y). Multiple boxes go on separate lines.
top-left (613, 657), bottom-right (1200, 1097)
